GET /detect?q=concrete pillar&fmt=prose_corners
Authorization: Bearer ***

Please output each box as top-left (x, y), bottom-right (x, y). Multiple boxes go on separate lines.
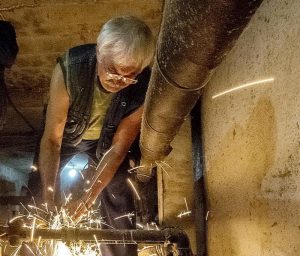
top-left (157, 119), bottom-right (197, 253)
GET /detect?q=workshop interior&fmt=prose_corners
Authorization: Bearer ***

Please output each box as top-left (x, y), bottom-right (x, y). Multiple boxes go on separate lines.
top-left (0, 0), bottom-right (299, 255)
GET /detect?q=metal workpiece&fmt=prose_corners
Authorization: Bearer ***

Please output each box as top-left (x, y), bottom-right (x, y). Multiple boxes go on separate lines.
top-left (0, 225), bottom-right (192, 254)
top-left (140, 0), bottom-right (263, 163)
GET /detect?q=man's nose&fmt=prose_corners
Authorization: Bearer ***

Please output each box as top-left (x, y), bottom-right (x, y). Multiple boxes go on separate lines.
top-left (114, 78), bottom-right (129, 87)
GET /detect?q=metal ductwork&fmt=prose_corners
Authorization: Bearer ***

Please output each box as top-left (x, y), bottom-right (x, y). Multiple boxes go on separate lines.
top-left (140, 0), bottom-right (263, 162)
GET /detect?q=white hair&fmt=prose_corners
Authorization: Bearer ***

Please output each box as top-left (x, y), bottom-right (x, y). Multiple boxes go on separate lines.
top-left (97, 16), bottom-right (155, 69)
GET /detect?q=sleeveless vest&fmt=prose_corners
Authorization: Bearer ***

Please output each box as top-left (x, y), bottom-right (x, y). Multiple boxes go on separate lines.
top-left (57, 44), bottom-right (150, 159)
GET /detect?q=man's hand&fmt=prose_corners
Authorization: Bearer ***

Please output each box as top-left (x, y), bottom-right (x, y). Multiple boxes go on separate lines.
top-left (66, 198), bottom-right (91, 221)
top-left (42, 185), bottom-right (56, 211)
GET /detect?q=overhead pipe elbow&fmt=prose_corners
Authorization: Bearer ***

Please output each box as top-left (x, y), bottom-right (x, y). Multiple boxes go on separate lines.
top-left (140, 0), bottom-right (263, 163)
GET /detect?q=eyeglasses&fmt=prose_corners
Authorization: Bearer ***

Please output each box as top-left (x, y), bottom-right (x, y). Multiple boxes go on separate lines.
top-left (105, 72), bottom-right (138, 85)
top-left (100, 57), bottom-right (139, 85)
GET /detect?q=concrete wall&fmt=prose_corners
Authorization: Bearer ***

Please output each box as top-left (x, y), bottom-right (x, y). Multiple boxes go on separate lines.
top-left (202, 0), bottom-right (300, 255)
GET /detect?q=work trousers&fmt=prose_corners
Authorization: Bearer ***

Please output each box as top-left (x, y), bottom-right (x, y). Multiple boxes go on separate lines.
top-left (28, 139), bottom-right (137, 256)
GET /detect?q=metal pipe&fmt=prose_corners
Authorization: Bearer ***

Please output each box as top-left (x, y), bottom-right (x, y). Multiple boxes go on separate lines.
top-left (140, 0), bottom-right (263, 162)
top-left (0, 225), bottom-right (190, 246)
top-left (191, 99), bottom-right (207, 256)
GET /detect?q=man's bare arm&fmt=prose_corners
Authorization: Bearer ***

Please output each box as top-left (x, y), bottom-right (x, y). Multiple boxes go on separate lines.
top-left (71, 106), bottom-right (143, 218)
top-left (39, 64), bottom-right (69, 204)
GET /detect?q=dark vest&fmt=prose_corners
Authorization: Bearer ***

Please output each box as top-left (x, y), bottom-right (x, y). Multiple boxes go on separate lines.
top-left (57, 44), bottom-right (150, 159)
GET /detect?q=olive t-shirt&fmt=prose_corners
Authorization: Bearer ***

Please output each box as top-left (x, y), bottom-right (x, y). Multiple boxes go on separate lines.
top-left (82, 84), bottom-right (113, 140)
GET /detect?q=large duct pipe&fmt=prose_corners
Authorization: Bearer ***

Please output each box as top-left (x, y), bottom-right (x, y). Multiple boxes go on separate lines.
top-left (140, 0), bottom-right (263, 162)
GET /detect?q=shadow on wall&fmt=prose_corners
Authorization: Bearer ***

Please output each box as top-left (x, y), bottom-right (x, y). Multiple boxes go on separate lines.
top-left (206, 94), bottom-right (300, 255)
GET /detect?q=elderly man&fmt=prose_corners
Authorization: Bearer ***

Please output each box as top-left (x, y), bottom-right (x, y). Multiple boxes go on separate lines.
top-left (32, 16), bottom-right (155, 255)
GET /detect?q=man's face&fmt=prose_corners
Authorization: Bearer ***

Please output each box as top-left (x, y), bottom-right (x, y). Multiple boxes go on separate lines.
top-left (97, 56), bottom-right (141, 93)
